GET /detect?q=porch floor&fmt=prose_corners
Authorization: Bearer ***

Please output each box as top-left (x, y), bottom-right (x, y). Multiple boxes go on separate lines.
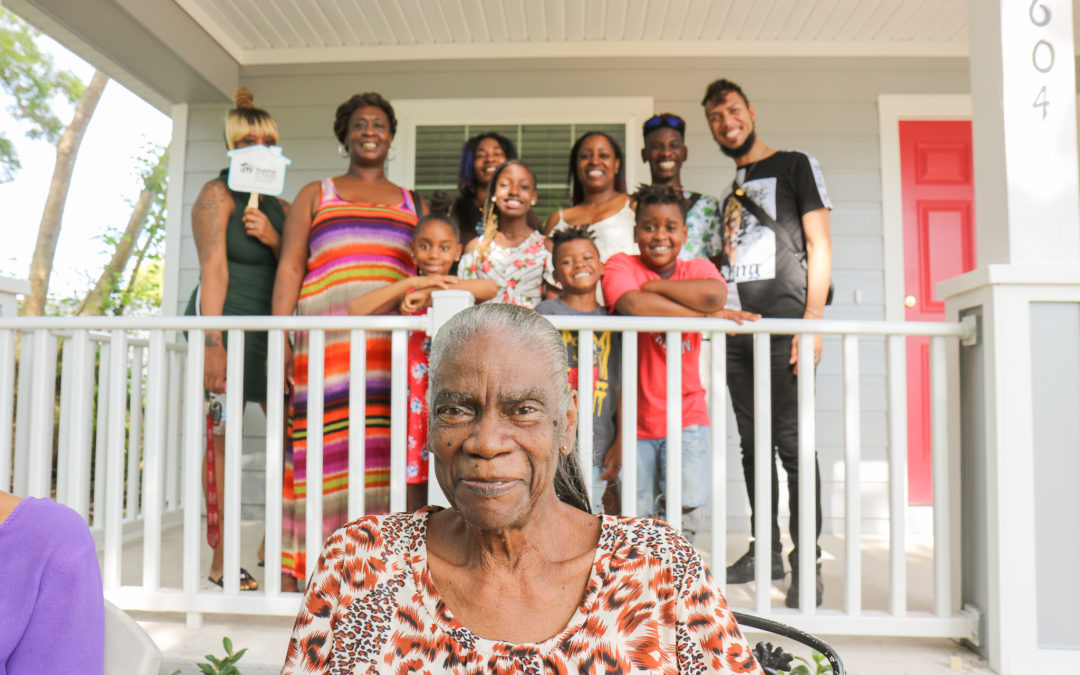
top-left (109, 520), bottom-right (992, 674)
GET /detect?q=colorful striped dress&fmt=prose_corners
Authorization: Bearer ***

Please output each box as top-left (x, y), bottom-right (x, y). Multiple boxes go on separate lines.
top-left (283, 178), bottom-right (418, 580)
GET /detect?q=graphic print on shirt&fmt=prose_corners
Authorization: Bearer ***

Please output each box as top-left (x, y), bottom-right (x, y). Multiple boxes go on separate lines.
top-left (563, 329), bottom-right (614, 417)
top-left (721, 176), bottom-right (777, 286)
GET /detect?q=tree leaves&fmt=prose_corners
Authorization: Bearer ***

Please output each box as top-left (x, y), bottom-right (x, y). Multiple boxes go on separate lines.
top-left (0, 7), bottom-right (84, 182)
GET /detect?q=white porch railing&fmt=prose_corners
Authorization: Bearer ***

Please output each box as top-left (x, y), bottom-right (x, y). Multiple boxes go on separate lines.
top-left (0, 299), bottom-right (977, 638)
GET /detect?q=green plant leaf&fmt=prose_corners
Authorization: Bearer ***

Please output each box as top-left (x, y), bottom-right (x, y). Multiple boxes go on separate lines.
top-left (222, 636), bottom-right (233, 655)
top-left (197, 664), bottom-right (214, 675)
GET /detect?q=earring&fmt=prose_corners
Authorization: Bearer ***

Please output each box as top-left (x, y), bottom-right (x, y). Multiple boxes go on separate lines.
top-left (530, 200), bottom-right (536, 206)
top-left (338, 143), bottom-right (348, 158)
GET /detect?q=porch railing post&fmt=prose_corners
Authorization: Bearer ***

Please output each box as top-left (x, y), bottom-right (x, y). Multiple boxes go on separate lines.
top-left (842, 334), bottom-right (862, 615)
top-left (930, 335), bottom-right (951, 618)
top-left (348, 329), bottom-right (366, 520)
top-left (181, 329), bottom-right (205, 625)
top-left (92, 341), bottom-right (111, 529)
top-left (66, 330), bottom-right (94, 521)
top-left (388, 329), bottom-right (407, 514)
top-left (619, 331), bottom-right (638, 518)
top-left (126, 346), bottom-right (145, 522)
top-left (222, 329), bottom-right (245, 595)
top-left (103, 330), bottom-right (128, 590)
top-left (56, 335), bottom-right (73, 504)
top-left (27, 329), bottom-right (57, 499)
top-left (753, 333), bottom-right (772, 614)
top-left (0, 330), bottom-right (15, 493)
top-left (305, 329), bottom-right (325, 579)
top-left (142, 330), bottom-right (167, 591)
top-left (709, 332), bottom-right (727, 593)
top-left (796, 332), bottom-right (816, 613)
top-left (425, 290), bottom-right (476, 509)
top-left (576, 329), bottom-right (594, 509)
top-left (13, 331), bottom-right (33, 495)
top-left (664, 330), bottom-right (683, 531)
top-left (886, 333), bottom-right (908, 616)
top-left (263, 329), bottom-right (286, 595)
top-left (164, 347), bottom-right (182, 511)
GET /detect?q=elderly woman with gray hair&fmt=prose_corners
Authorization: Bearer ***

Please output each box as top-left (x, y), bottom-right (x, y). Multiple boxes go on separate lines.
top-left (281, 304), bottom-right (762, 674)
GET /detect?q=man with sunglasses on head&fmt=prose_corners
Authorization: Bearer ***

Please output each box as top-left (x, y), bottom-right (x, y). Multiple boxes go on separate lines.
top-left (702, 78), bottom-right (832, 609)
top-left (641, 113), bottom-right (722, 262)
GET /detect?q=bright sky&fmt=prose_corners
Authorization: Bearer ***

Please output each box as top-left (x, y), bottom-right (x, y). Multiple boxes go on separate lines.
top-left (0, 28), bottom-right (172, 301)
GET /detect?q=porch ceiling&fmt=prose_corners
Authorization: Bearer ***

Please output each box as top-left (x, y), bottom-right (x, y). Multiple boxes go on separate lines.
top-left (178, 0), bottom-right (976, 64)
top-left (11, 0), bottom-right (1080, 110)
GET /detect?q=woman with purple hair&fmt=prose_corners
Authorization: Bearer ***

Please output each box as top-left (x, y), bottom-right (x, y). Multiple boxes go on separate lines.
top-left (452, 132), bottom-right (540, 249)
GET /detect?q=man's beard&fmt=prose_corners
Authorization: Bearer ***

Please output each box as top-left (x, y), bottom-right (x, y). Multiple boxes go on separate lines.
top-left (720, 129), bottom-right (756, 159)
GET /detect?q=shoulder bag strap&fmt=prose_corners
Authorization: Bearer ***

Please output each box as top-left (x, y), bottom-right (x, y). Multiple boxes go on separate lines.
top-left (730, 179), bottom-right (806, 265)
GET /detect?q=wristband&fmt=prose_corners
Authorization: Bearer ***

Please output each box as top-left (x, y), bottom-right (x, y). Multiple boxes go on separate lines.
top-left (805, 308), bottom-right (823, 318)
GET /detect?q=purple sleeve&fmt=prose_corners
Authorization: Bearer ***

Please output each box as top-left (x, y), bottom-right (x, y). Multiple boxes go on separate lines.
top-left (8, 501), bottom-right (105, 674)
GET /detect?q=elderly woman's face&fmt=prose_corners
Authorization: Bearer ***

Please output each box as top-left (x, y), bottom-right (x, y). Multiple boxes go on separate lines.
top-left (429, 330), bottom-right (576, 531)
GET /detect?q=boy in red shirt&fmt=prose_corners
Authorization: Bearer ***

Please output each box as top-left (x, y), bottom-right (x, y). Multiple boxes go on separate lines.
top-left (602, 184), bottom-right (727, 526)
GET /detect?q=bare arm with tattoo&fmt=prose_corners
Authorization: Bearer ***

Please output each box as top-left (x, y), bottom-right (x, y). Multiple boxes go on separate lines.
top-left (192, 178), bottom-right (233, 393)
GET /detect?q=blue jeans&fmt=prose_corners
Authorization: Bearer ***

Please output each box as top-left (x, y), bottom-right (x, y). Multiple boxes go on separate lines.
top-left (636, 425), bottom-right (711, 517)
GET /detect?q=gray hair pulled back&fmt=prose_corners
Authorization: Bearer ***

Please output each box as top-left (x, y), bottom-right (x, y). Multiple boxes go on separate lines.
top-left (428, 303), bottom-right (591, 513)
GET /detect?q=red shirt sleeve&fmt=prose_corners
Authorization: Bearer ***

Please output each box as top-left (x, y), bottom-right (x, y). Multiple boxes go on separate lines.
top-left (601, 253), bottom-right (644, 311)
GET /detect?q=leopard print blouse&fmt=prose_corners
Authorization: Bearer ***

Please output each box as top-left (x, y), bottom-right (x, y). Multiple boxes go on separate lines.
top-left (282, 508), bottom-right (761, 674)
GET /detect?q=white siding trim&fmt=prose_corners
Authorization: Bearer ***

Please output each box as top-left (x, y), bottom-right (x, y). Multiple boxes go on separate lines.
top-left (163, 104), bottom-right (189, 317)
top-left (876, 94), bottom-right (971, 324)
top-left (388, 97), bottom-right (654, 193)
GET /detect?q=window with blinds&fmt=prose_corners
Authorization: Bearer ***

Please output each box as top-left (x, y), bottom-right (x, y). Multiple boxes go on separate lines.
top-left (414, 123), bottom-right (627, 226)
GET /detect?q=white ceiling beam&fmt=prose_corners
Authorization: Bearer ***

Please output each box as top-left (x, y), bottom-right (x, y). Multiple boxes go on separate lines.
top-left (235, 38), bottom-right (968, 66)
top-left (10, 0), bottom-right (239, 108)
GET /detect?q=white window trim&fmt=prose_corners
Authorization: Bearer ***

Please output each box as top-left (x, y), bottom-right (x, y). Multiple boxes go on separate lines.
top-left (387, 97), bottom-right (654, 195)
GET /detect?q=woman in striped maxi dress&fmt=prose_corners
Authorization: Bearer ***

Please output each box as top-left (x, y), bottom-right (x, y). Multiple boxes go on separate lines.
top-left (272, 93), bottom-right (426, 587)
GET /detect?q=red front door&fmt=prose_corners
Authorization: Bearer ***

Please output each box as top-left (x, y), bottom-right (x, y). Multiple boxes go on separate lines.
top-left (899, 120), bottom-right (975, 504)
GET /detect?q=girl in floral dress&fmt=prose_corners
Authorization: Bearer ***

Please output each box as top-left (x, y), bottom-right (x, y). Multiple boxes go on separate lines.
top-left (348, 193), bottom-right (495, 510)
top-left (457, 160), bottom-right (553, 308)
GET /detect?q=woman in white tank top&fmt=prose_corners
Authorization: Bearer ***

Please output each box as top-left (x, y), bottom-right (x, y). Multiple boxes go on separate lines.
top-left (544, 131), bottom-right (637, 262)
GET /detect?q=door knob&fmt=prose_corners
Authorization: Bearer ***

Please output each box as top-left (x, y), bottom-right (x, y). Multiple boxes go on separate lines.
top-left (904, 295), bottom-right (916, 308)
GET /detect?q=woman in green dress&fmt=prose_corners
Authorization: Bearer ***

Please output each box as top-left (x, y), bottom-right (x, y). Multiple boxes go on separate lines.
top-left (185, 87), bottom-right (289, 590)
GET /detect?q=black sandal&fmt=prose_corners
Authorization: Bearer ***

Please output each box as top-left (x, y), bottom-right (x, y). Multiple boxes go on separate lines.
top-left (208, 567), bottom-right (259, 591)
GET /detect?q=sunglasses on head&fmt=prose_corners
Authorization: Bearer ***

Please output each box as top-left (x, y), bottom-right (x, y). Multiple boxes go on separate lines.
top-left (643, 114), bottom-right (686, 136)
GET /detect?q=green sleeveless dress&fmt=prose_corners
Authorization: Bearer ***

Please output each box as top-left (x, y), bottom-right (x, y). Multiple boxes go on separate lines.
top-left (184, 168), bottom-right (286, 403)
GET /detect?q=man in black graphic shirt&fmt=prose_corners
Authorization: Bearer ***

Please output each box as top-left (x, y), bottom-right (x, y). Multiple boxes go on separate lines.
top-left (702, 78), bottom-right (832, 608)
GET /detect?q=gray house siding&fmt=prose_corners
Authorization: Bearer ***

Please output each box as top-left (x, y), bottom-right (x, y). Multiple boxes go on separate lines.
top-left (170, 56), bottom-right (969, 530)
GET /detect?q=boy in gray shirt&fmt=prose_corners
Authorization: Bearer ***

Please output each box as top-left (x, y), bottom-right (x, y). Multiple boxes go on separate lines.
top-left (537, 226), bottom-right (622, 514)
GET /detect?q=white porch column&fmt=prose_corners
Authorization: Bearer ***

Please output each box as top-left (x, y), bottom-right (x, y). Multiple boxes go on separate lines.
top-left (969, 0), bottom-right (1080, 263)
top-left (948, 1), bottom-right (1080, 673)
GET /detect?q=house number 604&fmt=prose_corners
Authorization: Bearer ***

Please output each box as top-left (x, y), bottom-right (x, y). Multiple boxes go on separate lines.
top-left (1030, 1), bottom-right (1052, 120)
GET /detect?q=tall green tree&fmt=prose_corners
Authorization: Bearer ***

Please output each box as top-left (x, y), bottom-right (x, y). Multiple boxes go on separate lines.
top-left (0, 8), bottom-right (83, 182)
top-left (77, 145), bottom-right (169, 316)
top-left (1, 8), bottom-right (111, 315)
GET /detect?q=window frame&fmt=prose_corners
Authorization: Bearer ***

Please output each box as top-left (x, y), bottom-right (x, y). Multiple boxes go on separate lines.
top-left (387, 97), bottom-right (655, 195)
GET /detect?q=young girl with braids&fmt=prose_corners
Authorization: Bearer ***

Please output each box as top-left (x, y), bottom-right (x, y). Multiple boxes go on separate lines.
top-left (457, 160), bottom-right (554, 308)
top-left (348, 191), bottom-right (495, 510)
